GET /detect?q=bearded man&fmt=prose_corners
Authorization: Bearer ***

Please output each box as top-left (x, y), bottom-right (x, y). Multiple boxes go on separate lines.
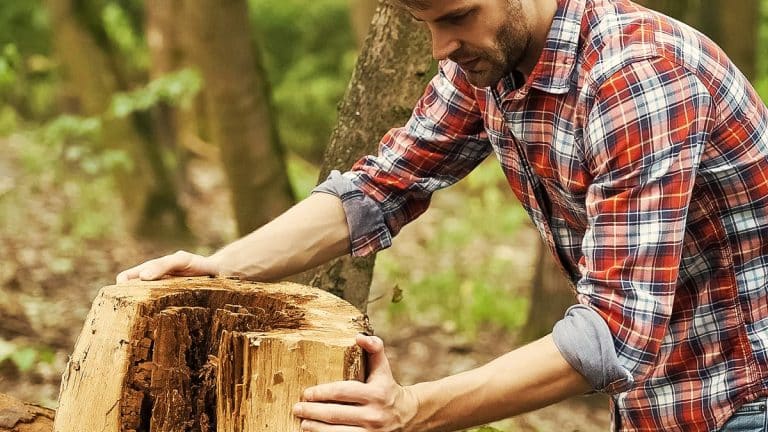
top-left (118, 0), bottom-right (768, 430)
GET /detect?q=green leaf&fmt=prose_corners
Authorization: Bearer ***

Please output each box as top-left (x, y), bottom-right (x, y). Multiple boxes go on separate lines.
top-left (10, 346), bottom-right (37, 372)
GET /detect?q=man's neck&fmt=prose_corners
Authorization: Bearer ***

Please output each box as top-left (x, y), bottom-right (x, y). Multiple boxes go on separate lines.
top-left (518, 0), bottom-right (559, 77)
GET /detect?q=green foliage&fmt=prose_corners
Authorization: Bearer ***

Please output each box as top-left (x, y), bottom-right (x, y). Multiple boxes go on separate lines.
top-left (101, 2), bottom-right (147, 70)
top-left (249, 0), bottom-right (358, 162)
top-left (4, 67), bottom-right (202, 243)
top-left (0, 43), bottom-right (20, 89)
top-left (0, 339), bottom-right (56, 373)
top-left (757, 0), bottom-right (768, 103)
top-left (285, 153), bottom-right (321, 199)
top-left (110, 68), bottom-right (203, 118)
top-left (0, 0), bottom-right (50, 55)
top-left (378, 160), bottom-right (532, 336)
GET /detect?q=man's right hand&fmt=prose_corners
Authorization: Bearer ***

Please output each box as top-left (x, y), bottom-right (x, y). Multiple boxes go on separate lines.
top-left (115, 250), bottom-right (220, 284)
top-left (115, 193), bottom-right (351, 285)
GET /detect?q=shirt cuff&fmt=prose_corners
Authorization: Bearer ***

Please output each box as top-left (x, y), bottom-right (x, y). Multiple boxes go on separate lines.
top-left (552, 304), bottom-right (634, 394)
top-left (311, 170), bottom-right (393, 256)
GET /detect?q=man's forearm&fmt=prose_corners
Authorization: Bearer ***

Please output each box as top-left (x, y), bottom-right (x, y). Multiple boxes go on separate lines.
top-left (405, 334), bottom-right (592, 432)
top-left (209, 193), bottom-right (350, 281)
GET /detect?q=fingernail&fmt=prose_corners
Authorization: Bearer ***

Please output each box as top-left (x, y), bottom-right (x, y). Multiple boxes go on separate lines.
top-left (292, 403), bottom-right (301, 415)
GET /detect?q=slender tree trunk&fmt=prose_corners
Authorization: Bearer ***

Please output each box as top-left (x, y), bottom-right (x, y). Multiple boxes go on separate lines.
top-left (48, 0), bottom-right (191, 239)
top-left (296, 2), bottom-right (433, 312)
top-left (520, 241), bottom-right (576, 342)
top-left (637, 0), bottom-right (759, 80)
top-left (712, 0), bottom-right (759, 80)
top-left (182, 0), bottom-right (295, 236)
top-left (47, 0), bottom-right (152, 233)
top-left (349, 0), bottom-right (378, 47)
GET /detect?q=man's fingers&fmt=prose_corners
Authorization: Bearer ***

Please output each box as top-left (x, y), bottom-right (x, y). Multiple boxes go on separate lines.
top-left (355, 335), bottom-right (392, 382)
top-left (292, 402), bottom-right (369, 427)
top-left (302, 381), bottom-right (370, 404)
top-left (115, 251), bottom-right (214, 284)
top-left (297, 419), bottom-right (365, 432)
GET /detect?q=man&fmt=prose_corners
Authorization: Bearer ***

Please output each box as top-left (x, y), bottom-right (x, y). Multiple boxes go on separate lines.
top-left (118, 0), bottom-right (768, 430)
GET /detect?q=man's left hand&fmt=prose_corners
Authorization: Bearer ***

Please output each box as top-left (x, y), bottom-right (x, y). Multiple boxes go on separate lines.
top-left (293, 334), bottom-right (419, 432)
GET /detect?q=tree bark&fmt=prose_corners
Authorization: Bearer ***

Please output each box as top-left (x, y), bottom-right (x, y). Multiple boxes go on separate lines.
top-left (295, 1), bottom-right (433, 312)
top-left (182, 0), bottom-right (295, 236)
top-left (520, 241), bottom-right (576, 342)
top-left (0, 393), bottom-right (54, 432)
top-left (54, 278), bottom-right (369, 431)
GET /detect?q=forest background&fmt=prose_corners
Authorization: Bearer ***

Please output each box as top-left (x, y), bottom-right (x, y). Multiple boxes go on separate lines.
top-left (0, 0), bottom-right (766, 430)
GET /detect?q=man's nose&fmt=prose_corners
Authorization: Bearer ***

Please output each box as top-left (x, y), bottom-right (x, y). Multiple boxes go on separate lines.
top-left (430, 29), bottom-right (460, 61)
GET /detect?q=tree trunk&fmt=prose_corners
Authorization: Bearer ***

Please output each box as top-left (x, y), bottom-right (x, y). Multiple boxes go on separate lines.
top-left (520, 241), bottom-right (576, 342)
top-left (0, 393), bottom-right (54, 432)
top-left (182, 0), bottom-right (295, 236)
top-left (295, 1), bottom-right (433, 312)
top-left (47, 0), bottom-right (152, 233)
top-left (711, 0), bottom-right (759, 80)
top-left (54, 278), bottom-right (369, 431)
top-left (145, 0), bottom-right (214, 178)
top-left (637, 0), bottom-right (759, 80)
top-left (47, 0), bottom-right (191, 239)
top-left (349, 0), bottom-right (378, 47)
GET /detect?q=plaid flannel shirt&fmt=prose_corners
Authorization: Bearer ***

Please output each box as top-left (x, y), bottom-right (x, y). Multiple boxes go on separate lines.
top-left (324, 0), bottom-right (768, 429)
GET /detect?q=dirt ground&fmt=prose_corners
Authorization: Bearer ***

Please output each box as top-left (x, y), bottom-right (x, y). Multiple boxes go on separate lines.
top-left (0, 140), bottom-right (610, 431)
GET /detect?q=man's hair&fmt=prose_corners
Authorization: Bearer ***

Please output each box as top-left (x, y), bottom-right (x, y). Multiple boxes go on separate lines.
top-left (390, 0), bottom-right (431, 11)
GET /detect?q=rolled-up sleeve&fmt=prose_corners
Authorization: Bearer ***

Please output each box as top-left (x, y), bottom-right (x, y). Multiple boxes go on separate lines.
top-left (564, 57), bottom-right (714, 393)
top-left (313, 61), bottom-right (492, 256)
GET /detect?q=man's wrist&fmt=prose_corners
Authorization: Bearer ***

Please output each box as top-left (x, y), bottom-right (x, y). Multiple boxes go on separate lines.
top-left (401, 384), bottom-right (423, 432)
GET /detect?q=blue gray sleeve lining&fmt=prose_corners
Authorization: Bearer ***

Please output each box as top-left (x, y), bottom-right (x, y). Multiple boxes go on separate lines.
top-left (552, 304), bottom-right (634, 393)
top-left (311, 170), bottom-right (393, 256)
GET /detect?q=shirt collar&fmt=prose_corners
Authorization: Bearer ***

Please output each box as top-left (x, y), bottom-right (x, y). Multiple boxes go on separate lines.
top-left (494, 0), bottom-right (586, 98)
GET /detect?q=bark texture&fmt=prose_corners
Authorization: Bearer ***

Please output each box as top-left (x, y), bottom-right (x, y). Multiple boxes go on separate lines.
top-left (54, 278), bottom-right (369, 432)
top-left (297, 1), bottom-right (433, 312)
top-left (0, 393), bottom-right (54, 432)
top-left (182, 0), bottom-right (295, 236)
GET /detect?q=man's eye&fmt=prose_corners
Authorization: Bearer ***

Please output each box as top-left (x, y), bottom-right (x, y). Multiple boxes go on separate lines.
top-left (449, 11), bottom-right (472, 24)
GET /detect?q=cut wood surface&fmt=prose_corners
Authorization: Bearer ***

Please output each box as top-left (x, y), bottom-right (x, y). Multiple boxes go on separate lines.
top-left (0, 392), bottom-right (54, 432)
top-left (54, 277), bottom-right (371, 431)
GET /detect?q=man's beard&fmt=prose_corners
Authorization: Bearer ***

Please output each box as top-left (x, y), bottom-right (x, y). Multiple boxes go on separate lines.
top-left (452, 2), bottom-right (530, 87)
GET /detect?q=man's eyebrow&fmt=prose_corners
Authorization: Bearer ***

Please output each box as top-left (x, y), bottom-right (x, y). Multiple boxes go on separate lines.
top-left (434, 7), bottom-right (474, 23)
top-left (410, 6), bottom-right (475, 23)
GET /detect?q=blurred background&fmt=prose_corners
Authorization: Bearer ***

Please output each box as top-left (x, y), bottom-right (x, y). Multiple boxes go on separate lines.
top-left (0, 0), bottom-right (766, 430)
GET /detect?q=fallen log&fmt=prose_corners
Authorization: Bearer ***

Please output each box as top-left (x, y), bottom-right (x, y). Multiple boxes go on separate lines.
top-left (0, 392), bottom-right (54, 432)
top-left (54, 277), bottom-right (370, 431)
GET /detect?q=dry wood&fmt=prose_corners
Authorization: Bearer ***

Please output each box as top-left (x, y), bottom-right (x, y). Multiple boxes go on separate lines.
top-left (54, 277), bottom-right (370, 431)
top-left (0, 393), bottom-right (54, 432)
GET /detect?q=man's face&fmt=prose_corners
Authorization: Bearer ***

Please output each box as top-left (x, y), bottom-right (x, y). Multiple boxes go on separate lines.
top-left (409, 0), bottom-right (532, 88)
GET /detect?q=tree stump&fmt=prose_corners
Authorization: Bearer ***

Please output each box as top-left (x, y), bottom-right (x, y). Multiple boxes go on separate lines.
top-left (0, 393), bottom-right (54, 432)
top-left (54, 278), bottom-right (371, 431)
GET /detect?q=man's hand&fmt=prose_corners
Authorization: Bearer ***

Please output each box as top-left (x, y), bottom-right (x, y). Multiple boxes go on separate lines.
top-left (115, 250), bottom-right (220, 283)
top-left (293, 334), bottom-right (419, 432)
